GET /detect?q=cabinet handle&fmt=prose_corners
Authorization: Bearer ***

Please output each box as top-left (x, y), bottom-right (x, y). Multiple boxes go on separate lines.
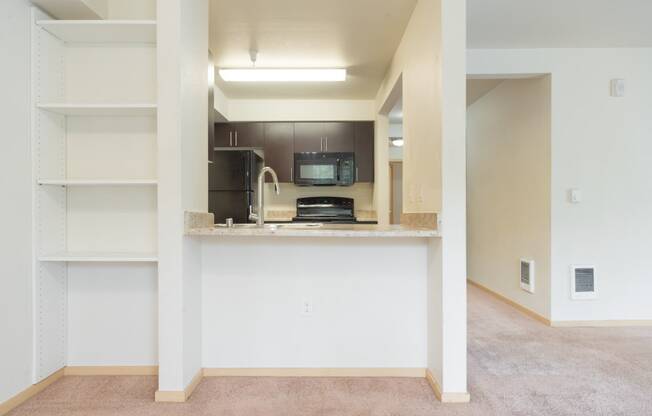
top-left (356, 167), bottom-right (359, 182)
top-left (291, 166), bottom-right (293, 181)
top-left (320, 137), bottom-right (323, 152)
top-left (325, 137), bottom-right (328, 152)
top-left (235, 131), bottom-right (238, 147)
top-left (229, 131), bottom-right (233, 147)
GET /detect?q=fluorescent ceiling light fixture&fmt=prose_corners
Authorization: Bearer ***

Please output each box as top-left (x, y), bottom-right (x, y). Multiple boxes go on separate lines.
top-left (219, 68), bottom-right (346, 82)
top-left (390, 138), bottom-right (404, 147)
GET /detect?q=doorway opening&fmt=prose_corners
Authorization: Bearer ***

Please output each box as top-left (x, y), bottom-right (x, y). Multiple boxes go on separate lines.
top-left (388, 97), bottom-right (403, 224)
top-left (377, 74), bottom-right (404, 225)
top-left (466, 74), bottom-right (552, 319)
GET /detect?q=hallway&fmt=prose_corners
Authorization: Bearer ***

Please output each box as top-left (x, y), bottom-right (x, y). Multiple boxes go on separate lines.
top-left (9, 284), bottom-right (652, 415)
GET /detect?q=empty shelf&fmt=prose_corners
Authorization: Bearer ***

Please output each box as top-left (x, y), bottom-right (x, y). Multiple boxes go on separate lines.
top-left (38, 179), bottom-right (158, 186)
top-left (37, 20), bottom-right (157, 43)
top-left (39, 251), bottom-right (158, 263)
top-left (37, 103), bottom-right (157, 116)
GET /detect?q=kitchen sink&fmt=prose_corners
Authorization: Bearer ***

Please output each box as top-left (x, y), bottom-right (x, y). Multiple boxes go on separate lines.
top-left (215, 223), bottom-right (323, 229)
top-left (274, 223), bottom-right (323, 229)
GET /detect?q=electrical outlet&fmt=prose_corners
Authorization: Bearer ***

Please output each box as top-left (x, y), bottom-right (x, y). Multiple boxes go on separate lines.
top-left (569, 188), bottom-right (582, 204)
top-left (301, 298), bottom-right (313, 316)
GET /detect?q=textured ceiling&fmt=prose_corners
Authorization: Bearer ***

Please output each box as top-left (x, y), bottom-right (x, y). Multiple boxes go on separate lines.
top-left (209, 0), bottom-right (417, 99)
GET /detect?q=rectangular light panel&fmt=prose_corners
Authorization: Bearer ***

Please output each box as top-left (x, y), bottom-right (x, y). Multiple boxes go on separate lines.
top-left (219, 68), bottom-right (346, 82)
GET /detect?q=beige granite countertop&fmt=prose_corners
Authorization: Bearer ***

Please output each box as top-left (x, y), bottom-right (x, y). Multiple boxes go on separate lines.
top-left (186, 223), bottom-right (440, 238)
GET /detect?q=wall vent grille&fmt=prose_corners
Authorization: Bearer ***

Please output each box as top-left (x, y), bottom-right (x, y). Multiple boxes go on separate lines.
top-left (571, 266), bottom-right (597, 300)
top-left (520, 259), bottom-right (535, 293)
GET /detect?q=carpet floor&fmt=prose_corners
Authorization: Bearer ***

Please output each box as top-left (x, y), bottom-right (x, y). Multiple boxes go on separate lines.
top-left (8, 284), bottom-right (652, 415)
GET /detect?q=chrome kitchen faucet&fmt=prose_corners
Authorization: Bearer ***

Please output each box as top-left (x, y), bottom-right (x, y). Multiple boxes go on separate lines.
top-left (249, 167), bottom-right (280, 227)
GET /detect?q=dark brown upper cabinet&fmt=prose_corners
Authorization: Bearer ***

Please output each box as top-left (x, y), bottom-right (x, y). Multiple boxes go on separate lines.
top-left (293, 122), bottom-right (325, 152)
top-left (214, 122), bottom-right (264, 148)
top-left (215, 120), bottom-right (374, 183)
top-left (232, 122), bottom-right (264, 147)
top-left (354, 121), bottom-right (375, 182)
top-left (294, 122), bottom-right (355, 153)
top-left (214, 122), bottom-right (233, 147)
top-left (263, 123), bottom-right (294, 183)
top-left (322, 122), bottom-right (355, 152)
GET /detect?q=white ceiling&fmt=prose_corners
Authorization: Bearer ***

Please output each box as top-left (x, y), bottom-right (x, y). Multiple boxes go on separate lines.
top-left (468, 0), bottom-right (652, 49)
top-left (209, 0), bottom-right (417, 100)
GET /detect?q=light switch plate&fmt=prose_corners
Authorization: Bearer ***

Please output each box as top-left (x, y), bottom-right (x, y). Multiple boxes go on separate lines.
top-left (301, 298), bottom-right (313, 316)
top-left (569, 189), bottom-right (582, 204)
top-left (611, 79), bottom-right (625, 97)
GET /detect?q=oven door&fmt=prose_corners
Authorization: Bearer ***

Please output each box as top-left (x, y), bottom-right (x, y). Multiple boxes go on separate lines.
top-left (294, 154), bottom-right (339, 186)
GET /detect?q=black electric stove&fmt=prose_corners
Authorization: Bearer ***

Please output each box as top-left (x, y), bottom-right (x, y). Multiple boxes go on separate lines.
top-left (293, 197), bottom-right (359, 224)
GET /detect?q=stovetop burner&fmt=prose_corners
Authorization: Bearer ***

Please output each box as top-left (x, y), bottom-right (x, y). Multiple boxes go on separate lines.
top-left (294, 197), bottom-right (356, 223)
top-left (292, 215), bottom-right (358, 224)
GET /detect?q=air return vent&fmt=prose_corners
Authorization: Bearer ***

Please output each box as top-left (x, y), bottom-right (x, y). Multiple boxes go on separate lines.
top-left (520, 259), bottom-right (535, 293)
top-left (571, 266), bottom-right (597, 300)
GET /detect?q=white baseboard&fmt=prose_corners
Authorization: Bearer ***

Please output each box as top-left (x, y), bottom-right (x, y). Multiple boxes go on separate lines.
top-left (203, 367), bottom-right (426, 378)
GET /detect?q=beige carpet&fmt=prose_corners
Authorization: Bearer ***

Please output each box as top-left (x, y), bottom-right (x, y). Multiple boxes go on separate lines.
top-left (9, 285), bottom-right (652, 415)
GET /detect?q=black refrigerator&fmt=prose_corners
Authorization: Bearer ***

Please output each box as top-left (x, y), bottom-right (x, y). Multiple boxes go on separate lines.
top-left (209, 150), bottom-right (264, 224)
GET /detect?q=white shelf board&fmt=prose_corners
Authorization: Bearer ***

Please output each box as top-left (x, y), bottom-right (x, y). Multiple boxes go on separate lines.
top-left (38, 179), bottom-right (158, 187)
top-left (39, 251), bottom-right (158, 263)
top-left (36, 20), bottom-right (157, 43)
top-left (37, 103), bottom-right (157, 116)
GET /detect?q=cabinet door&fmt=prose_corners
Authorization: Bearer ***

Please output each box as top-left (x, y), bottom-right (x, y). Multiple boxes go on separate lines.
top-left (264, 123), bottom-right (294, 183)
top-left (294, 122), bottom-right (325, 152)
top-left (322, 122), bottom-right (355, 152)
top-left (233, 122), bottom-right (264, 148)
top-left (215, 123), bottom-right (233, 147)
top-left (354, 121), bottom-right (375, 182)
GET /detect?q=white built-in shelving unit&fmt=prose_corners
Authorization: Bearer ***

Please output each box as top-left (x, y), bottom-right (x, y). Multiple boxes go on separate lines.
top-left (37, 103), bottom-right (157, 116)
top-left (31, 7), bottom-right (158, 382)
top-left (36, 20), bottom-right (157, 43)
top-left (38, 179), bottom-right (158, 186)
top-left (39, 252), bottom-right (158, 262)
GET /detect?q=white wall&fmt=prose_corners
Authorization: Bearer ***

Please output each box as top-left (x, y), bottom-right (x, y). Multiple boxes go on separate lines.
top-left (213, 83), bottom-right (228, 119)
top-left (157, 0), bottom-right (208, 392)
top-left (468, 48), bottom-right (652, 322)
top-left (375, 0), bottom-right (443, 214)
top-left (202, 237), bottom-right (428, 368)
top-left (375, 0), bottom-right (468, 396)
top-left (67, 264), bottom-right (158, 366)
top-left (437, 0), bottom-right (468, 396)
top-left (389, 122), bottom-right (403, 138)
top-left (107, 0), bottom-right (156, 19)
top-left (226, 99), bottom-right (375, 122)
top-left (0, 0), bottom-right (34, 404)
top-left (389, 122), bottom-right (403, 161)
top-left (467, 77), bottom-right (551, 318)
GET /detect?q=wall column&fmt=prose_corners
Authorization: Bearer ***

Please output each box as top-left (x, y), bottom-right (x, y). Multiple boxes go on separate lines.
top-left (426, 0), bottom-right (469, 403)
top-left (156, 0), bottom-right (208, 402)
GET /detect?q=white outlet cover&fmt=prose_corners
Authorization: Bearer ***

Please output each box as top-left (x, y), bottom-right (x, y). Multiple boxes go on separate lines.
top-left (301, 298), bottom-right (313, 316)
top-left (611, 79), bottom-right (625, 97)
top-left (569, 189), bottom-right (582, 204)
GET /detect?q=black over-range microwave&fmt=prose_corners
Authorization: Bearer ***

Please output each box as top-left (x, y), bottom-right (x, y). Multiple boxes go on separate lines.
top-left (294, 152), bottom-right (355, 186)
